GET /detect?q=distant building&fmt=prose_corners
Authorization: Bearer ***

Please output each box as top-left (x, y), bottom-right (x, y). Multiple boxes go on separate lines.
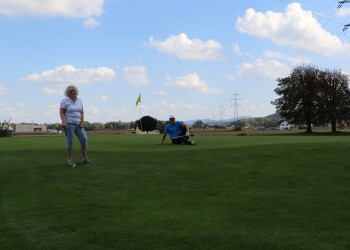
top-left (15, 124), bottom-right (47, 133)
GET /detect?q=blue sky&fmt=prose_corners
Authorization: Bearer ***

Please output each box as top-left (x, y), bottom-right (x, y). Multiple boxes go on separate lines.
top-left (1, 0), bottom-right (350, 123)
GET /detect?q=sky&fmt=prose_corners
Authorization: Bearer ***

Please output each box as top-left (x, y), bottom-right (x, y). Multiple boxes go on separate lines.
top-left (1, 0), bottom-right (350, 124)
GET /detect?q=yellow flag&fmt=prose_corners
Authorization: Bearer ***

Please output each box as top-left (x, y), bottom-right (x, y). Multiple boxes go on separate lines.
top-left (136, 94), bottom-right (141, 106)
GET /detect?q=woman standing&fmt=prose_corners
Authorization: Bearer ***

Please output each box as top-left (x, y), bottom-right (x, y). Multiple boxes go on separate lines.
top-left (60, 85), bottom-right (93, 167)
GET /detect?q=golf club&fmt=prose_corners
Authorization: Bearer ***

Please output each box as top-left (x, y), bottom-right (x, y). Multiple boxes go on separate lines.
top-left (172, 134), bottom-right (194, 139)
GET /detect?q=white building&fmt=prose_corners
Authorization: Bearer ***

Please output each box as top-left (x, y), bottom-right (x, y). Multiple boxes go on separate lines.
top-left (15, 124), bottom-right (47, 133)
top-left (276, 121), bottom-right (296, 130)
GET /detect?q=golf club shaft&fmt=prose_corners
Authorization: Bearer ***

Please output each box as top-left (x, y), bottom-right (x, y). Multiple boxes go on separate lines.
top-left (172, 134), bottom-right (193, 139)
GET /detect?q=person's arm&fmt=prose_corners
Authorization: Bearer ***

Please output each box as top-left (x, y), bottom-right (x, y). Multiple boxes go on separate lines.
top-left (80, 103), bottom-right (85, 127)
top-left (183, 123), bottom-right (190, 135)
top-left (160, 132), bottom-right (167, 144)
top-left (80, 109), bottom-right (85, 127)
top-left (60, 108), bottom-right (67, 128)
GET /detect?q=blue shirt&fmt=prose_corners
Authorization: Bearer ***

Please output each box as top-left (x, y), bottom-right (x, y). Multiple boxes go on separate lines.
top-left (164, 121), bottom-right (184, 139)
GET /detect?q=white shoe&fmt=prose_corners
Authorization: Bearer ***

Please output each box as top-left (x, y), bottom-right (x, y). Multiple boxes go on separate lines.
top-left (191, 141), bottom-right (196, 145)
top-left (67, 160), bottom-right (76, 167)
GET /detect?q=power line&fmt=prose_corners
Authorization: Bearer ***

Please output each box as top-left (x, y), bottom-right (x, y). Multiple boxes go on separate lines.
top-left (278, 0), bottom-right (344, 25)
top-left (338, 0), bottom-right (350, 31)
top-left (338, 1), bottom-right (350, 9)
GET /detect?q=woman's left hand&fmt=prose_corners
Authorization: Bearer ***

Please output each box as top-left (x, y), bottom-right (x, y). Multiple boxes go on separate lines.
top-left (80, 121), bottom-right (84, 128)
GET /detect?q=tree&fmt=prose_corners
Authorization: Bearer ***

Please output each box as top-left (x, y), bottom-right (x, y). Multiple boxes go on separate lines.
top-left (46, 123), bottom-right (60, 130)
top-left (192, 120), bottom-right (205, 129)
top-left (272, 65), bottom-right (350, 133)
top-left (317, 69), bottom-right (350, 132)
top-left (129, 121), bottom-right (136, 130)
top-left (137, 116), bottom-right (157, 134)
top-left (0, 120), bottom-right (13, 137)
top-left (272, 65), bottom-right (320, 133)
top-left (231, 120), bottom-right (246, 129)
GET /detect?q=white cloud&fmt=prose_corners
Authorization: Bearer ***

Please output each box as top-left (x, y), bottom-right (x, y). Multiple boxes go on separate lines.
top-left (237, 59), bottom-right (290, 81)
top-left (0, 0), bottom-right (104, 18)
top-left (165, 73), bottom-right (222, 94)
top-left (89, 106), bottom-right (101, 115)
top-left (83, 107), bottom-right (136, 122)
top-left (153, 91), bottom-right (168, 96)
top-left (16, 102), bottom-right (26, 108)
top-left (84, 17), bottom-right (100, 28)
top-left (97, 96), bottom-right (108, 101)
top-left (146, 33), bottom-right (223, 61)
top-left (262, 51), bottom-right (310, 64)
top-left (232, 43), bottom-right (244, 56)
top-left (0, 102), bottom-right (26, 120)
top-left (21, 64), bottom-right (116, 85)
top-left (239, 99), bottom-right (276, 117)
top-left (224, 74), bottom-right (235, 81)
top-left (236, 3), bottom-right (349, 56)
top-left (152, 100), bottom-right (208, 121)
top-left (43, 104), bottom-right (59, 119)
top-left (231, 43), bottom-right (253, 58)
top-left (124, 66), bottom-right (148, 87)
top-left (153, 100), bottom-right (196, 111)
top-left (42, 87), bottom-right (63, 95)
top-left (336, 7), bottom-right (350, 16)
top-left (0, 86), bottom-right (7, 95)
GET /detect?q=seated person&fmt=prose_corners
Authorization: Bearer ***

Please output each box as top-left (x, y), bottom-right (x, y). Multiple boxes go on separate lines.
top-left (159, 115), bottom-right (196, 145)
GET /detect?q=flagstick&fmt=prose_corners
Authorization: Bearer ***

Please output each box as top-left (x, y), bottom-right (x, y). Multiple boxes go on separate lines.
top-left (136, 93), bottom-right (142, 140)
top-left (139, 99), bottom-right (142, 139)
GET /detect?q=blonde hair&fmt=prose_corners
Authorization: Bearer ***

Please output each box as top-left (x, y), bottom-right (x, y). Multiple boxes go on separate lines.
top-left (64, 85), bottom-right (79, 97)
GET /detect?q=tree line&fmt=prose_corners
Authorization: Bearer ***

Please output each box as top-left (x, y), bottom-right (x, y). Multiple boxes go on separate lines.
top-left (46, 121), bottom-right (136, 131)
top-left (45, 117), bottom-right (168, 134)
top-left (272, 65), bottom-right (350, 133)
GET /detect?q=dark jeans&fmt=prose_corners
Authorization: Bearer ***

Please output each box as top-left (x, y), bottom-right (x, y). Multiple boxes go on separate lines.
top-left (171, 126), bottom-right (192, 145)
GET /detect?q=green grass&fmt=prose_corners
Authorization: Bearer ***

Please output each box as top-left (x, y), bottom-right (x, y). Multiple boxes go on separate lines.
top-left (0, 135), bottom-right (349, 250)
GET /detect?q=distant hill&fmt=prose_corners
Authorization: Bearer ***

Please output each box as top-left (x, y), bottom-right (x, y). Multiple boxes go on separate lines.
top-left (184, 114), bottom-right (283, 126)
top-left (264, 113), bottom-right (282, 119)
top-left (185, 116), bottom-right (251, 126)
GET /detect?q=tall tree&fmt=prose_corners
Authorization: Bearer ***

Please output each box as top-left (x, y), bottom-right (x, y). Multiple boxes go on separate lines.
top-left (318, 69), bottom-right (350, 132)
top-left (272, 65), bottom-right (320, 133)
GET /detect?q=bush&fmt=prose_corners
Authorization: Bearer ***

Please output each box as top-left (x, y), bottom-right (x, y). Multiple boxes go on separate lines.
top-left (234, 126), bottom-right (242, 131)
top-left (0, 120), bottom-right (13, 137)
